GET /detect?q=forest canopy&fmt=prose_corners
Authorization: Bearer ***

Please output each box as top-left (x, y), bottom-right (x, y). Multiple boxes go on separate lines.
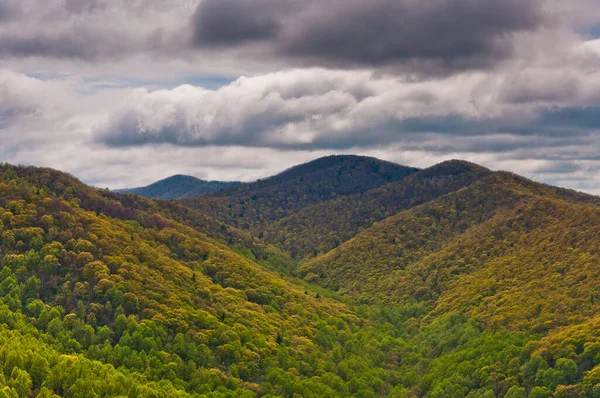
top-left (1, 157), bottom-right (600, 397)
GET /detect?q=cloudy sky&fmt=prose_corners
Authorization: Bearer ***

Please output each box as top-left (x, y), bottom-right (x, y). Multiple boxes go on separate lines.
top-left (3, 0), bottom-right (600, 192)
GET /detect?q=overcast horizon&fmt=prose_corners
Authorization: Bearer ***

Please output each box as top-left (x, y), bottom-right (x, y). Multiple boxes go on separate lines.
top-left (2, 0), bottom-right (600, 192)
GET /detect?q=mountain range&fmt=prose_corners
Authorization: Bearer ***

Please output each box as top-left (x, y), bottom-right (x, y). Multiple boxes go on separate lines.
top-left (1, 155), bottom-right (600, 397)
top-left (115, 174), bottom-right (241, 200)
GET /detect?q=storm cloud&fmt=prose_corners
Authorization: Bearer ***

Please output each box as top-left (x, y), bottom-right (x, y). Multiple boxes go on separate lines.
top-left (0, 2), bottom-right (18, 23)
top-left (192, 0), bottom-right (545, 71)
top-left (0, 0), bottom-right (577, 74)
top-left (0, 0), bottom-right (188, 61)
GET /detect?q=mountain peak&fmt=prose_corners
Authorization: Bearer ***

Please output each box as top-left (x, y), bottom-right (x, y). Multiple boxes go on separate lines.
top-left (186, 155), bottom-right (420, 230)
top-left (433, 158), bottom-right (490, 171)
top-left (418, 159), bottom-right (492, 179)
top-left (261, 154), bottom-right (418, 186)
top-left (116, 174), bottom-right (241, 200)
top-left (162, 174), bottom-right (202, 181)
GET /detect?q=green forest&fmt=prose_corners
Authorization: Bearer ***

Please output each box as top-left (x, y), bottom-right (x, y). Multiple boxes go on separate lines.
top-left (2, 156), bottom-right (600, 397)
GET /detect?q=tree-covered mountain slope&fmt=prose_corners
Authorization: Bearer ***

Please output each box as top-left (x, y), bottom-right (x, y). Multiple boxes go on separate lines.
top-left (115, 175), bottom-right (241, 200)
top-left (0, 164), bottom-right (416, 397)
top-left (5, 165), bottom-right (292, 272)
top-left (427, 195), bottom-right (600, 331)
top-left (262, 160), bottom-right (492, 260)
top-left (180, 155), bottom-right (419, 230)
top-left (287, 170), bottom-right (600, 396)
top-left (7, 161), bottom-right (600, 397)
top-left (300, 171), bottom-right (600, 316)
top-left (101, 190), bottom-right (294, 273)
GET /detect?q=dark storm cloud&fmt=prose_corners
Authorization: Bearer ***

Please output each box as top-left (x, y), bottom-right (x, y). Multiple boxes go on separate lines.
top-left (0, 0), bottom-right (182, 61)
top-left (95, 103), bottom-right (595, 153)
top-left (192, 0), bottom-right (289, 46)
top-left (539, 107), bottom-right (600, 129)
top-left (0, 2), bottom-right (19, 22)
top-left (290, 116), bottom-right (596, 153)
top-left (0, 34), bottom-right (103, 60)
top-left (192, 0), bottom-right (544, 70)
top-left (0, 0), bottom-right (549, 71)
top-left (99, 106), bottom-right (304, 148)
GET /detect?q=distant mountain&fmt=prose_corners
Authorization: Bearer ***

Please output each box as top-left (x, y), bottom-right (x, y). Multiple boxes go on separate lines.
top-left (115, 174), bottom-right (241, 199)
top-left (181, 154), bottom-right (420, 229)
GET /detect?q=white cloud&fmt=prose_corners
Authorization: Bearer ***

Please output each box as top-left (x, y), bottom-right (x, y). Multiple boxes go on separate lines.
top-left (93, 57), bottom-right (600, 151)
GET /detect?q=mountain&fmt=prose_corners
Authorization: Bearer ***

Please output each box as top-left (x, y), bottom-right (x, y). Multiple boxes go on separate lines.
top-left (115, 174), bottom-right (241, 200)
top-left (185, 156), bottom-right (600, 396)
top-left (263, 160), bottom-right (492, 259)
top-left (0, 163), bottom-right (411, 397)
top-left (5, 159), bottom-right (600, 397)
top-left (292, 168), bottom-right (600, 395)
top-left (299, 170), bottom-right (600, 306)
top-left (180, 155), bottom-right (419, 230)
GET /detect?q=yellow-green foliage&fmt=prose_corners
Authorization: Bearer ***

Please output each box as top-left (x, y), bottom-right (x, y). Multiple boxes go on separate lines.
top-left (264, 160), bottom-right (491, 260)
top-left (6, 161), bottom-right (600, 397)
top-left (0, 164), bottom-right (413, 397)
top-left (181, 155), bottom-right (417, 231)
top-left (300, 171), bottom-right (600, 395)
top-left (301, 172), bottom-right (600, 320)
top-left (0, 325), bottom-right (190, 397)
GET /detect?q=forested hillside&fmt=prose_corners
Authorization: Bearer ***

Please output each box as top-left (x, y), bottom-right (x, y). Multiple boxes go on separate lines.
top-left (116, 175), bottom-right (241, 200)
top-left (263, 160), bottom-right (491, 259)
top-left (0, 164), bottom-right (415, 397)
top-left (181, 155), bottom-right (419, 230)
top-left (300, 171), bottom-right (600, 307)
top-left (5, 158), bottom-right (600, 397)
top-left (296, 169), bottom-right (600, 396)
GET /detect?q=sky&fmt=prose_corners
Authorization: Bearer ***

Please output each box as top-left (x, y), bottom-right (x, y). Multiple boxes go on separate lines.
top-left (3, 1), bottom-right (600, 192)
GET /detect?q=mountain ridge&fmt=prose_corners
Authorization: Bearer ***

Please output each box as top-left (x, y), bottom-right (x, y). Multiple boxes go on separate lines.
top-left (210, 154), bottom-right (416, 196)
top-left (180, 154), bottom-right (420, 230)
top-left (262, 159), bottom-right (493, 259)
top-left (0, 162), bottom-right (407, 397)
top-left (4, 157), bottom-right (600, 396)
top-left (115, 174), bottom-right (241, 200)
top-left (300, 170), bottom-right (600, 313)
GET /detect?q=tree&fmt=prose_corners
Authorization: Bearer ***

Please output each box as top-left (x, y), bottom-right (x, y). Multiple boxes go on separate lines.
top-left (528, 386), bottom-right (552, 398)
top-left (504, 385), bottom-right (526, 398)
top-left (41, 255), bottom-right (59, 274)
top-left (29, 356), bottom-right (50, 389)
top-left (22, 276), bottom-right (40, 303)
top-left (555, 358), bottom-right (578, 384)
top-left (8, 367), bottom-right (32, 397)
